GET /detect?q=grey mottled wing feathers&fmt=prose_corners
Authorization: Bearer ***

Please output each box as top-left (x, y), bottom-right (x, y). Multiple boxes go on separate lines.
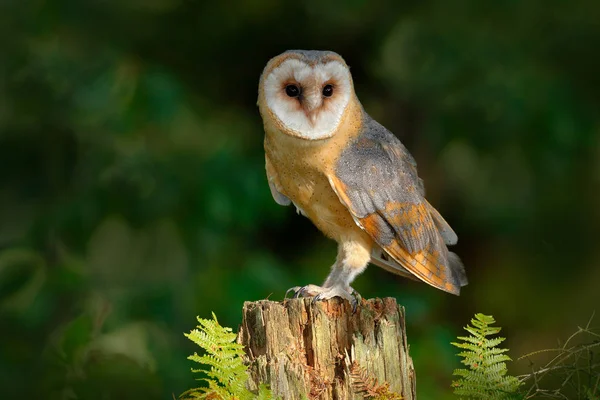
top-left (328, 114), bottom-right (466, 294)
top-left (426, 201), bottom-right (458, 245)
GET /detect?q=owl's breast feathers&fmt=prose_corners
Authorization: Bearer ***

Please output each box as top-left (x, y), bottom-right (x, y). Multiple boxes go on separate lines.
top-left (328, 114), bottom-right (467, 295)
top-left (263, 98), bottom-right (370, 243)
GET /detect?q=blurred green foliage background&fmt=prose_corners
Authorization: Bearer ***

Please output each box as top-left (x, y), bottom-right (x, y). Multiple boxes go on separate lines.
top-left (1, 0), bottom-right (599, 399)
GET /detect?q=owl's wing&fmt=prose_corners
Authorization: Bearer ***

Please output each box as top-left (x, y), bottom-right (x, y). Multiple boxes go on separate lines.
top-left (265, 153), bottom-right (291, 206)
top-left (427, 201), bottom-right (458, 245)
top-left (327, 116), bottom-right (466, 294)
top-left (386, 127), bottom-right (458, 246)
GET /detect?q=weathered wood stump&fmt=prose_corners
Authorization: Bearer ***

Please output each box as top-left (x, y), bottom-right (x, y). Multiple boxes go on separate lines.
top-left (238, 297), bottom-right (416, 399)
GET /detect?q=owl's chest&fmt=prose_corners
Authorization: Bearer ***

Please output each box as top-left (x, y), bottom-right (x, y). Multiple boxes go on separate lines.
top-left (265, 133), bottom-right (360, 240)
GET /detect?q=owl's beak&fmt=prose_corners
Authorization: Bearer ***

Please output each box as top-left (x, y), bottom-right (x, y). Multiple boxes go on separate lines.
top-left (302, 93), bottom-right (322, 124)
top-left (303, 94), bottom-right (321, 112)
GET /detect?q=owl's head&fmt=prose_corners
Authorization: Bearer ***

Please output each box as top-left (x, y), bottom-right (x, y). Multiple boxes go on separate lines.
top-left (258, 50), bottom-right (354, 140)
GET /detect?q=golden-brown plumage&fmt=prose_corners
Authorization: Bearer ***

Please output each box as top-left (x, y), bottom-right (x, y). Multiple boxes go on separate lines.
top-left (263, 95), bottom-right (367, 243)
top-left (258, 50), bottom-right (467, 303)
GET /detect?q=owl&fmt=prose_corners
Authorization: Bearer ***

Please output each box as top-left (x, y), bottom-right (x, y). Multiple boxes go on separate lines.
top-left (257, 50), bottom-right (467, 305)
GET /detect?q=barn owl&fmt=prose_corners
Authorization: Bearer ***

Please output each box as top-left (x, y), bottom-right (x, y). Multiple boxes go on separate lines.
top-left (257, 50), bottom-right (467, 305)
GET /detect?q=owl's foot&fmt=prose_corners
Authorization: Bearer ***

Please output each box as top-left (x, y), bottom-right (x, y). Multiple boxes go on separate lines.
top-left (286, 284), bottom-right (323, 299)
top-left (286, 284), bottom-right (361, 311)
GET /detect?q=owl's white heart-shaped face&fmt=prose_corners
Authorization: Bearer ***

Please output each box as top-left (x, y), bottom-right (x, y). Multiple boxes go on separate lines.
top-left (259, 51), bottom-right (353, 140)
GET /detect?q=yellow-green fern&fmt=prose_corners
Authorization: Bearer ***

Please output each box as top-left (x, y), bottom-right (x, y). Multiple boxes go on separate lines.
top-left (181, 312), bottom-right (272, 400)
top-left (451, 313), bottom-right (522, 400)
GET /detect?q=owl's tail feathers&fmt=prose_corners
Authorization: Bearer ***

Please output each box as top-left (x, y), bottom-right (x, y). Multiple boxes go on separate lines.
top-left (370, 247), bottom-right (420, 281)
top-left (448, 251), bottom-right (468, 288)
top-left (426, 200), bottom-right (458, 246)
top-left (370, 246), bottom-right (468, 295)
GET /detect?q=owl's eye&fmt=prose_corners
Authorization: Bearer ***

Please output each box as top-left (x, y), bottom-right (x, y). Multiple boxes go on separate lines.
top-left (322, 84), bottom-right (334, 97)
top-left (285, 84), bottom-right (300, 98)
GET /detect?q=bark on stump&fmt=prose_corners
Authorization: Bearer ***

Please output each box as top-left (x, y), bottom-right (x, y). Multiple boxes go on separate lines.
top-left (238, 297), bottom-right (416, 399)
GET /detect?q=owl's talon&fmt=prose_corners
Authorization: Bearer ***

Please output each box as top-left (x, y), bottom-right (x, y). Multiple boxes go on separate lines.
top-left (286, 284), bottom-right (323, 299)
top-left (350, 289), bottom-right (362, 313)
top-left (285, 286), bottom-right (300, 299)
top-left (286, 284), bottom-right (362, 311)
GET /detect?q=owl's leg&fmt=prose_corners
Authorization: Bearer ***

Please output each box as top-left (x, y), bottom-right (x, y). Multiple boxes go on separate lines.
top-left (317, 241), bottom-right (369, 300)
top-left (285, 248), bottom-right (343, 299)
top-left (287, 240), bottom-right (370, 308)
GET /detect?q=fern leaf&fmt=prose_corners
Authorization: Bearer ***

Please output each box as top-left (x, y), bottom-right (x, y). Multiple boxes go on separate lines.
top-left (349, 361), bottom-right (403, 399)
top-left (181, 312), bottom-right (276, 400)
top-left (451, 313), bottom-right (523, 399)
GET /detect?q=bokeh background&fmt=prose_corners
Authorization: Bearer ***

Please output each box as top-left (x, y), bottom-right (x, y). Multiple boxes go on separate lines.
top-left (1, 0), bottom-right (599, 399)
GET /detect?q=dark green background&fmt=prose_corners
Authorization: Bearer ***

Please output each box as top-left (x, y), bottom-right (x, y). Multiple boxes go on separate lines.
top-left (1, 0), bottom-right (599, 398)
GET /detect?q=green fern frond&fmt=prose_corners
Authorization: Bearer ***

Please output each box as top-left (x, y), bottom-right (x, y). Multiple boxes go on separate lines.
top-left (181, 312), bottom-right (274, 400)
top-left (451, 313), bottom-right (522, 400)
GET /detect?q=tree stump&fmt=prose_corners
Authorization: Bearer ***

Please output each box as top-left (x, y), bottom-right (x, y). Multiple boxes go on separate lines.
top-left (238, 297), bottom-right (416, 399)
